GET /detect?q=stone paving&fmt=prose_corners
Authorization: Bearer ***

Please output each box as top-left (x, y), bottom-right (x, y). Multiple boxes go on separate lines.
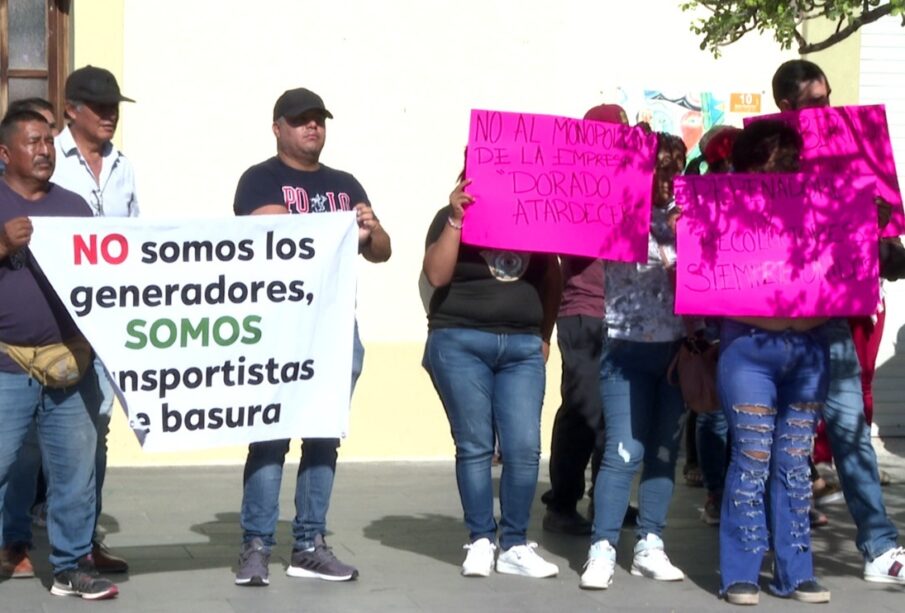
top-left (2, 441), bottom-right (905, 612)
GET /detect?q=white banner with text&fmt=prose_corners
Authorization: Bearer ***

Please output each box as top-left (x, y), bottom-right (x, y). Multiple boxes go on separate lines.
top-left (29, 213), bottom-right (358, 451)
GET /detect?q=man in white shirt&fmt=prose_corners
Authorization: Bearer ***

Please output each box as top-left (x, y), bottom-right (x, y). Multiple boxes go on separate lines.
top-left (50, 65), bottom-right (138, 573)
top-left (53, 66), bottom-right (138, 217)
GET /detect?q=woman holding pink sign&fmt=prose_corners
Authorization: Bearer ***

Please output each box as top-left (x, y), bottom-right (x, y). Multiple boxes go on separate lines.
top-left (421, 172), bottom-right (562, 578)
top-left (716, 120), bottom-right (831, 606)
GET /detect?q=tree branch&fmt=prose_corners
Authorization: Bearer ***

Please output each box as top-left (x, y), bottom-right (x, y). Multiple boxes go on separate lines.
top-left (799, 3), bottom-right (895, 53)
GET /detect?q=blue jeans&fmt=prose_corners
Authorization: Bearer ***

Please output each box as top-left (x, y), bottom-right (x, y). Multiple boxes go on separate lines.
top-left (0, 370), bottom-right (99, 572)
top-left (1, 355), bottom-right (112, 545)
top-left (696, 410), bottom-right (728, 495)
top-left (240, 324), bottom-right (364, 551)
top-left (718, 320), bottom-right (828, 596)
top-left (424, 328), bottom-right (545, 550)
top-left (0, 423), bottom-right (41, 547)
top-left (591, 339), bottom-right (685, 546)
top-left (814, 319), bottom-right (898, 561)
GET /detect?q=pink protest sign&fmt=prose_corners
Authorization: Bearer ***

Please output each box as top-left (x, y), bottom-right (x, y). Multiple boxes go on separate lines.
top-left (746, 105), bottom-right (903, 236)
top-left (675, 173), bottom-right (879, 317)
top-left (462, 109), bottom-right (658, 262)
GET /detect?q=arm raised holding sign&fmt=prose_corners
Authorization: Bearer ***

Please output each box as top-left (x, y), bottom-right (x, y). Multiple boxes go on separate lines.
top-left (422, 177), bottom-right (472, 287)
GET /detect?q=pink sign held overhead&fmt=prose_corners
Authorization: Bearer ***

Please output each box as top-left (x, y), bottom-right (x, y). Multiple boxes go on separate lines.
top-left (746, 105), bottom-right (904, 236)
top-left (463, 109), bottom-right (658, 262)
top-left (675, 173), bottom-right (879, 317)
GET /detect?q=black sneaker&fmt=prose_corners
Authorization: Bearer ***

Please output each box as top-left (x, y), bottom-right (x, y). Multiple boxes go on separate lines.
top-left (235, 537), bottom-right (270, 586)
top-left (287, 535), bottom-right (358, 581)
top-left (791, 580), bottom-right (830, 603)
top-left (51, 563), bottom-right (119, 600)
top-left (542, 509), bottom-right (592, 535)
top-left (724, 582), bottom-right (759, 605)
top-left (623, 504), bottom-right (639, 528)
top-left (587, 501), bottom-right (637, 527)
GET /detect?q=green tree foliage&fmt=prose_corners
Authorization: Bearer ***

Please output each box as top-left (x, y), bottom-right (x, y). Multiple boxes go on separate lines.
top-left (682, 0), bottom-right (905, 56)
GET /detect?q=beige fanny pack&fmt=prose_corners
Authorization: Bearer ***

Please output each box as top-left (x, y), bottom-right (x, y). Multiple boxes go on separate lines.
top-left (0, 337), bottom-right (93, 388)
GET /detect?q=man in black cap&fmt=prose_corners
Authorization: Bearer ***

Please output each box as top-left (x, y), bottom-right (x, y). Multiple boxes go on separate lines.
top-left (53, 65), bottom-right (137, 217)
top-left (50, 65), bottom-right (138, 573)
top-left (231, 87), bottom-right (390, 587)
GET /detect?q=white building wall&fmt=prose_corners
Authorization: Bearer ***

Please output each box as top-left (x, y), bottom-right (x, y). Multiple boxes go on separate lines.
top-left (860, 18), bottom-right (905, 436)
top-left (118, 0), bottom-right (794, 344)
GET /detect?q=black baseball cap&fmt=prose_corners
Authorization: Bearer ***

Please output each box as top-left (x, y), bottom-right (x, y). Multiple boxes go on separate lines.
top-left (273, 88), bottom-right (333, 121)
top-left (65, 66), bottom-right (135, 104)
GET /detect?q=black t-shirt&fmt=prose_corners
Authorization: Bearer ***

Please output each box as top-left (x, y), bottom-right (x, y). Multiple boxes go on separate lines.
top-left (233, 157), bottom-right (369, 216)
top-left (425, 206), bottom-right (547, 335)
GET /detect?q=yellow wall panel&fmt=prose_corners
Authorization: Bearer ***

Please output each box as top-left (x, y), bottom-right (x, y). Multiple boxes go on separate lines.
top-left (107, 341), bottom-right (564, 465)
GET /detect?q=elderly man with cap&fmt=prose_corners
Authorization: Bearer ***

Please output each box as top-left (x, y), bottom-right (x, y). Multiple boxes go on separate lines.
top-left (53, 65), bottom-right (138, 217)
top-left (50, 65), bottom-right (138, 573)
top-left (231, 87), bottom-right (390, 587)
top-left (540, 104), bottom-right (628, 536)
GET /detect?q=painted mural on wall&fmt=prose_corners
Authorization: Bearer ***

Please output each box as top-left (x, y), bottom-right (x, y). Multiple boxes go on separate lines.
top-left (616, 88), bottom-right (765, 157)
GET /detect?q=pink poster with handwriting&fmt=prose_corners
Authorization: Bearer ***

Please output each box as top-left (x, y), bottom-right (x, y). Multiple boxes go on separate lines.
top-left (462, 109), bottom-right (658, 262)
top-left (675, 173), bottom-right (879, 317)
top-left (746, 105), bottom-right (903, 236)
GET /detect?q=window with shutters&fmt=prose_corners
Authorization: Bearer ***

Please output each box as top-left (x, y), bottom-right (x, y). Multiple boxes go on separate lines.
top-left (0, 0), bottom-right (70, 119)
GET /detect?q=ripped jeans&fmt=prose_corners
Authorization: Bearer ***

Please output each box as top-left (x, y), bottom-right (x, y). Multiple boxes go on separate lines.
top-left (717, 320), bottom-right (829, 596)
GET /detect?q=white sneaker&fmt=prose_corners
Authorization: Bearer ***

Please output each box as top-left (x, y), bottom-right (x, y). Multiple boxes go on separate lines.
top-left (461, 538), bottom-right (496, 577)
top-left (631, 534), bottom-right (684, 581)
top-left (864, 546), bottom-right (905, 584)
top-left (495, 542), bottom-right (558, 578)
top-left (580, 540), bottom-right (616, 590)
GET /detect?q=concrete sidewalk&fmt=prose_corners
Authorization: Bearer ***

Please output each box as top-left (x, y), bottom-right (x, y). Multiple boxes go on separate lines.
top-left (3, 442), bottom-right (905, 612)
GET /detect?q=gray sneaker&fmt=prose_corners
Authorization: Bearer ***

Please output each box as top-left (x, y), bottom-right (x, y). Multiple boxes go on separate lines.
top-left (287, 534), bottom-right (358, 581)
top-left (235, 538), bottom-right (270, 586)
top-left (51, 557), bottom-right (119, 600)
